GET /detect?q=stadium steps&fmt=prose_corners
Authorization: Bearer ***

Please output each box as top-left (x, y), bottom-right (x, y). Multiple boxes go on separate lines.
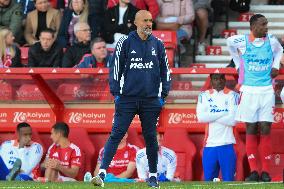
top-left (250, 5), bottom-right (284, 13)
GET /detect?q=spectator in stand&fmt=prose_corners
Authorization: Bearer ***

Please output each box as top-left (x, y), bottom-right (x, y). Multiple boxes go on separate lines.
top-left (17, 0), bottom-right (35, 19)
top-left (156, 0), bottom-right (195, 54)
top-left (0, 0), bottom-right (23, 43)
top-left (24, 0), bottom-right (61, 45)
top-left (91, 133), bottom-right (138, 181)
top-left (41, 122), bottom-right (82, 182)
top-left (103, 0), bottom-right (138, 47)
top-left (62, 22), bottom-right (91, 67)
top-left (192, 0), bottom-right (211, 55)
top-left (136, 133), bottom-right (177, 182)
top-left (57, 0), bottom-right (101, 48)
top-left (107, 0), bottom-right (159, 21)
top-left (0, 122), bottom-right (43, 181)
top-left (28, 28), bottom-right (63, 67)
top-left (74, 37), bottom-right (111, 68)
top-left (0, 27), bottom-right (22, 68)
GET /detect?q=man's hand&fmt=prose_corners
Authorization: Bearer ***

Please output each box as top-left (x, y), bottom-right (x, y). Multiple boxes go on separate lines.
top-left (46, 159), bottom-right (61, 170)
top-left (271, 68), bottom-right (279, 78)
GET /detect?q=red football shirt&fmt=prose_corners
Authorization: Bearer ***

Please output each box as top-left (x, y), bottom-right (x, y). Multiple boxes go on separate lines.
top-left (47, 143), bottom-right (82, 176)
top-left (98, 144), bottom-right (138, 176)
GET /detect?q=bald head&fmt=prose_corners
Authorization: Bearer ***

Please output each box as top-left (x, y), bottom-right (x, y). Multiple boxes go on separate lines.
top-left (134, 10), bottom-right (153, 40)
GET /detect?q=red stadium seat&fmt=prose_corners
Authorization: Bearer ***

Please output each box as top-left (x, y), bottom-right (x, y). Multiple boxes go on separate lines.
top-left (15, 84), bottom-right (45, 101)
top-left (152, 30), bottom-right (177, 68)
top-left (0, 82), bottom-right (13, 101)
top-left (269, 128), bottom-right (284, 181)
top-left (69, 128), bottom-right (95, 181)
top-left (20, 47), bottom-right (29, 66)
top-left (163, 128), bottom-right (196, 181)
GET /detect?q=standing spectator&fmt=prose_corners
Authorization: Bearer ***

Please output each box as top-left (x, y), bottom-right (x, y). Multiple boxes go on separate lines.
top-left (0, 27), bottom-right (22, 68)
top-left (57, 0), bottom-right (97, 48)
top-left (104, 0), bottom-right (138, 47)
top-left (0, 122), bottom-right (43, 181)
top-left (197, 73), bottom-right (239, 181)
top-left (24, 0), bottom-right (61, 45)
top-left (193, 0), bottom-right (211, 55)
top-left (62, 22), bottom-right (91, 67)
top-left (93, 133), bottom-right (138, 180)
top-left (41, 122), bottom-right (82, 182)
top-left (74, 37), bottom-right (111, 68)
top-left (107, 0), bottom-right (159, 20)
top-left (0, 0), bottom-right (23, 43)
top-left (28, 28), bottom-right (63, 67)
top-left (156, 0), bottom-right (195, 54)
top-left (92, 10), bottom-right (171, 188)
top-left (136, 133), bottom-right (177, 182)
top-left (227, 14), bottom-right (283, 182)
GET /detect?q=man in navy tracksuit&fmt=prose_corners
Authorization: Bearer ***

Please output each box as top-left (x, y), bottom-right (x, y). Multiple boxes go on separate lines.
top-left (92, 10), bottom-right (171, 188)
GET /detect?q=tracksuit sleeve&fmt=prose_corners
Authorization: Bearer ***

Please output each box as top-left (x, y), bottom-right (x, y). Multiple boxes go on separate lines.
top-left (166, 152), bottom-right (177, 181)
top-left (109, 36), bottom-right (128, 96)
top-left (136, 151), bottom-right (148, 180)
top-left (215, 93), bottom-right (239, 126)
top-left (19, 144), bottom-right (43, 174)
top-left (270, 35), bottom-right (283, 70)
top-left (196, 93), bottom-right (226, 123)
top-left (159, 42), bottom-right (171, 99)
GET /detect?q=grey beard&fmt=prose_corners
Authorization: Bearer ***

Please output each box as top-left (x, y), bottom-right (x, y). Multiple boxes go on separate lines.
top-left (140, 28), bottom-right (152, 36)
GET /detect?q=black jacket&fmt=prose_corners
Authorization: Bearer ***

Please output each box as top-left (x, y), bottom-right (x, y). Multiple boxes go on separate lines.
top-left (103, 4), bottom-right (139, 43)
top-left (61, 41), bottom-right (90, 67)
top-left (28, 41), bottom-right (63, 67)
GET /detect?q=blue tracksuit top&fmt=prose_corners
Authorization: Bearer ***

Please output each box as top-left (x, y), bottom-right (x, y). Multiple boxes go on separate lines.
top-left (109, 31), bottom-right (171, 99)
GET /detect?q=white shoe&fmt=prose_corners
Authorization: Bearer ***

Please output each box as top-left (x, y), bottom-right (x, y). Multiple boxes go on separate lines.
top-left (197, 42), bottom-right (206, 55)
top-left (84, 172), bottom-right (92, 182)
top-left (91, 172), bottom-right (105, 187)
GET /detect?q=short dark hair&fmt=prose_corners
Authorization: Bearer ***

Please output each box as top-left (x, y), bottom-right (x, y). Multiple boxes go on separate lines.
top-left (250, 14), bottom-right (265, 27)
top-left (210, 73), bottom-right (225, 79)
top-left (17, 122), bottom-right (31, 132)
top-left (52, 122), bottom-right (69, 138)
top-left (40, 28), bottom-right (56, 38)
top-left (90, 37), bottom-right (105, 50)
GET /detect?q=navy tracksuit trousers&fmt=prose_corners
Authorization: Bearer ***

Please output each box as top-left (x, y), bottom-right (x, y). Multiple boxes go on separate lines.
top-left (100, 96), bottom-right (162, 173)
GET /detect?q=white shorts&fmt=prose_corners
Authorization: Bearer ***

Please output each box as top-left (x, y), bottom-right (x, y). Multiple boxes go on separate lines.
top-left (235, 92), bottom-right (275, 123)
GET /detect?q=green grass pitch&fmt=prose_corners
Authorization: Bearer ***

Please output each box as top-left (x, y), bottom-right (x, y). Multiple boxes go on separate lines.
top-left (0, 181), bottom-right (283, 189)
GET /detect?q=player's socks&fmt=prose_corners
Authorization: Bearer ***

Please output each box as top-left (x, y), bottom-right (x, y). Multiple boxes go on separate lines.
top-left (246, 134), bottom-right (258, 172)
top-left (259, 135), bottom-right (272, 173)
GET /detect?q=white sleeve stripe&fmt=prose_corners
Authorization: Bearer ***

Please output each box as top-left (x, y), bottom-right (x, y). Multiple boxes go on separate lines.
top-left (114, 36), bottom-right (128, 81)
top-left (164, 49), bottom-right (171, 81)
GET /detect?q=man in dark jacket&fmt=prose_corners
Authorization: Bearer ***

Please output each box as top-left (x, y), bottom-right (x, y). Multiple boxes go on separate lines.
top-left (92, 10), bottom-right (171, 189)
top-left (0, 0), bottom-right (23, 43)
top-left (103, 0), bottom-right (138, 44)
top-left (28, 28), bottom-right (63, 67)
top-left (62, 22), bottom-right (91, 67)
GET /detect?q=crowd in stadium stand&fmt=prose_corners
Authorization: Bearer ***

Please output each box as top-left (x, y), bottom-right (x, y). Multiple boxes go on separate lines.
top-left (0, 0), bottom-right (216, 67)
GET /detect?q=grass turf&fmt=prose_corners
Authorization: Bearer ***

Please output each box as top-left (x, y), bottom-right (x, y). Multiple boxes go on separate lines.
top-left (0, 181), bottom-right (283, 189)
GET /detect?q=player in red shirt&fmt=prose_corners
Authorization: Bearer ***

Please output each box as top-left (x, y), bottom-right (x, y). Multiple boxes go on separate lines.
top-left (94, 133), bottom-right (138, 179)
top-left (41, 122), bottom-right (82, 182)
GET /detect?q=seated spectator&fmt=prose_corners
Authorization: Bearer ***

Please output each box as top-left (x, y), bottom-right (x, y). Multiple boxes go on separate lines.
top-left (193, 0), bottom-right (211, 55)
top-left (136, 133), bottom-right (177, 182)
top-left (0, 27), bottom-right (22, 68)
top-left (41, 122), bottom-right (82, 182)
top-left (74, 37), bottom-right (111, 68)
top-left (17, 0), bottom-right (35, 19)
top-left (104, 0), bottom-right (138, 47)
top-left (28, 28), bottom-right (63, 67)
top-left (156, 0), bottom-right (195, 54)
top-left (0, 0), bottom-right (23, 43)
top-left (24, 0), bottom-right (61, 45)
top-left (92, 133), bottom-right (138, 181)
top-left (107, 0), bottom-right (159, 21)
top-left (0, 122), bottom-right (43, 181)
top-left (57, 0), bottom-right (91, 47)
top-left (62, 22), bottom-right (91, 67)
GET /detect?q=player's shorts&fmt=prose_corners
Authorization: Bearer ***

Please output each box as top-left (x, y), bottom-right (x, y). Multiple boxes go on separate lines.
top-left (58, 174), bottom-right (76, 182)
top-left (236, 92), bottom-right (275, 123)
